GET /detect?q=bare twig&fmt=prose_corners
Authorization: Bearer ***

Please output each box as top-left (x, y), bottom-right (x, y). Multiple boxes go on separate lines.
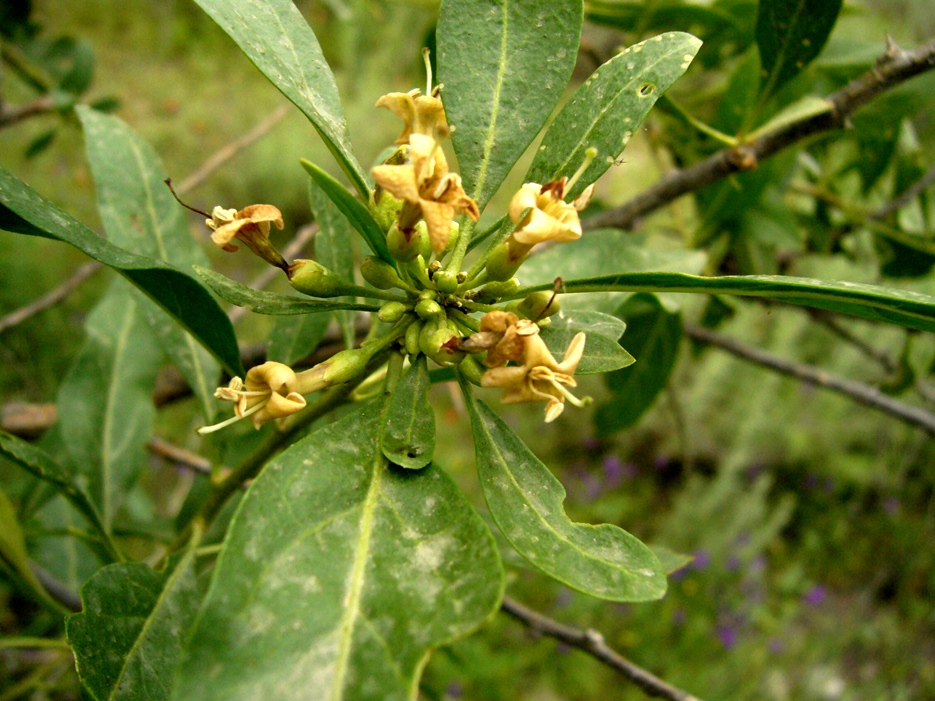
top-left (0, 261), bottom-right (102, 335)
top-left (584, 39), bottom-right (935, 231)
top-left (872, 161), bottom-right (935, 221)
top-left (685, 323), bottom-right (935, 434)
top-left (30, 564), bottom-right (81, 613)
top-left (228, 221), bottom-right (319, 324)
top-left (807, 310), bottom-right (897, 374)
top-left (501, 596), bottom-right (702, 701)
top-left (0, 94), bottom-right (56, 128)
top-left (173, 103), bottom-right (291, 194)
top-left (0, 105), bottom-right (292, 335)
top-left (147, 436), bottom-right (212, 477)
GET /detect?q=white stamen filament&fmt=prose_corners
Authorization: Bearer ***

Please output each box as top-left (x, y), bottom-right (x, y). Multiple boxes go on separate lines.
top-left (423, 47), bottom-right (433, 97)
top-left (196, 398), bottom-right (269, 435)
top-left (565, 147), bottom-right (598, 194)
top-left (541, 373), bottom-right (592, 408)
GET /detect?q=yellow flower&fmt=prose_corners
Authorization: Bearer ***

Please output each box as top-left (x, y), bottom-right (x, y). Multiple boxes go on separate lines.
top-left (206, 204), bottom-right (288, 271)
top-left (481, 327), bottom-right (589, 423)
top-left (371, 133), bottom-right (479, 255)
top-left (376, 89), bottom-right (447, 145)
top-left (508, 178), bottom-right (594, 246)
top-left (461, 311), bottom-right (536, 368)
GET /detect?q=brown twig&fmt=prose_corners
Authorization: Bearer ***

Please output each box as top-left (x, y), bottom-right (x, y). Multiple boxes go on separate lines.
top-left (685, 323), bottom-right (935, 434)
top-left (501, 596), bottom-right (702, 701)
top-left (584, 39), bottom-right (935, 232)
top-left (0, 105), bottom-right (292, 335)
top-left (147, 436), bottom-right (212, 477)
top-left (871, 161), bottom-right (935, 221)
top-left (807, 310), bottom-right (897, 374)
top-left (0, 94), bottom-right (56, 128)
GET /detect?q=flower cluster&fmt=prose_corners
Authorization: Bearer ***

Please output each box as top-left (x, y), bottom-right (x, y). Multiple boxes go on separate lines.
top-left (195, 50), bottom-right (599, 434)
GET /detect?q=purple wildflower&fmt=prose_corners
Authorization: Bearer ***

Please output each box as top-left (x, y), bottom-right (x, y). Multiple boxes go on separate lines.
top-left (717, 626), bottom-right (737, 649)
top-left (803, 585), bottom-right (827, 606)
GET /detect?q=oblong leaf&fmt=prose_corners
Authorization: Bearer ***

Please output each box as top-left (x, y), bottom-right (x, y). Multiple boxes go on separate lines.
top-left (527, 31), bottom-right (702, 200)
top-left (67, 547), bottom-right (201, 701)
top-left (301, 159), bottom-right (394, 265)
top-left (267, 313), bottom-right (332, 366)
top-left (437, 0), bottom-right (583, 210)
top-left (511, 271), bottom-right (935, 333)
top-left (538, 310), bottom-right (634, 375)
top-left (462, 387), bottom-right (666, 602)
top-left (56, 279), bottom-right (163, 531)
top-left (382, 355), bottom-right (436, 469)
top-left (193, 0), bottom-right (369, 198)
top-left (0, 486), bottom-right (61, 612)
top-left (77, 106), bottom-right (220, 419)
top-left (173, 402), bottom-right (503, 701)
top-left (0, 165), bottom-right (243, 377)
top-left (756, 0), bottom-right (843, 98)
top-left (0, 431), bottom-right (110, 555)
top-left (194, 266), bottom-right (381, 315)
top-left (595, 294), bottom-right (682, 435)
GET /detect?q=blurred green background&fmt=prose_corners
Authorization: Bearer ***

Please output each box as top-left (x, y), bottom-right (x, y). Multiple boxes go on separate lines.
top-left (2, 1), bottom-right (935, 700)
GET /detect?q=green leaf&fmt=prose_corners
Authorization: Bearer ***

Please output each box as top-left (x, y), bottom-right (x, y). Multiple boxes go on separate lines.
top-left (462, 387), bottom-right (666, 601)
top-left (382, 355), bottom-right (436, 470)
top-left (0, 164), bottom-right (244, 377)
top-left (513, 271), bottom-right (935, 333)
top-left (595, 294), bottom-right (682, 435)
top-left (527, 31), bottom-right (702, 200)
top-left (517, 228), bottom-right (707, 311)
top-left (192, 0), bottom-right (369, 198)
top-left (31, 495), bottom-right (102, 595)
top-left (539, 310), bottom-right (634, 375)
top-left (756, 0), bottom-right (843, 99)
top-left (308, 176), bottom-right (358, 347)
top-left (0, 486), bottom-right (62, 612)
top-left (0, 431), bottom-right (114, 559)
top-left (437, 0), bottom-right (583, 210)
top-left (56, 279), bottom-right (163, 531)
top-left (194, 266), bottom-right (381, 315)
top-left (650, 544), bottom-right (693, 576)
top-left (267, 313), bottom-right (332, 366)
top-left (77, 106), bottom-right (220, 420)
top-left (173, 402), bottom-right (503, 701)
top-left (301, 159), bottom-right (394, 266)
top-left (67, 546), bottom-right (201, 701)
top-left (747, 95), bottom-right (833, 139)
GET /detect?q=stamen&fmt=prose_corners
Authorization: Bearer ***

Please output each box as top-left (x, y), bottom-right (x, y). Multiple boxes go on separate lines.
top-left (196, 398), bottom-right (269, 435)
top-left (423, 47), bottom-right (433, 96)
top-left (419, 138), bottom-right (445, 183)
top-left (544, 375), bottom-right (592, 408)
top-left (164, 178), bottom-right (212, 218)
top-left (565, 147), bottom-right (598, 194)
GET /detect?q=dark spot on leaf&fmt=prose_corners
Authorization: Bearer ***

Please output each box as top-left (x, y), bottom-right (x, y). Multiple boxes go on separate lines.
top-left (638, 83), bottom-right (655, 97)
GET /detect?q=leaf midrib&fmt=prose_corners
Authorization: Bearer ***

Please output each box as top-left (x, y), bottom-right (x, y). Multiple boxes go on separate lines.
top-left (472, 0), bottom-right (510, 204)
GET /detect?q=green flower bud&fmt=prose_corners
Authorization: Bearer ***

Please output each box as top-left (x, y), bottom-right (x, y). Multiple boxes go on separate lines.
top-left (418, 289), bottom-right (437, 301)
top-left (485, 240), bottom-right (530, 281)
top-left (377, 301), bottom-right (408, 323)
top-left (414, 298), bottom-right (444, 320)
top-left (360, 256), bottom-right (402, 290)
top-left (386, 222), bottom-right (432, 262)
top-left (516, 290), bottom-right (561, 319)
top-left (433, 269), bottom-right (459, 295)
top-left (474, 277), bottom-right (520, 303)
top-left (370, 187), bottom-right (405, 232)
top-left (405, 319), bottom-right (424, 356)
top-left (419, 319), bottom-right (465, 367)
top-left (441, 221), bottom-right (460, 256)
top-left (458, 355), bottom-right (486, 385)
top-left (289, 259), bottom-right (357, 298)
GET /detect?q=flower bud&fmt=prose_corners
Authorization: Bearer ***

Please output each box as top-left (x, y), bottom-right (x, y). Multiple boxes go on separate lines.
top-left (414, 297), bottom-right (444, 320)
top-left (405, 319), bottom-right (424, 356)
top-left (485, 239), bottom-right (531, 281)
top-left (377, 301), bottom-right (408, 323)
top-left (288, 259), bottom-right (357, 298)
top-left (474, 278), bottom-right (520, 303)
top-left (360, 256), bottom-right (402, 290)
top-left (441, 220), bottom-right (460, 256)
top-left (514, 291), bottom-right (560, 320)
top-left (386, 222), bottom-right (432, 262)
top-left (370, 188), bottom-right (405, 232)
top-left (419, 319), bottom-right (464, 367)
top-left (458, 355), bottom-right (486, 385)
top-left (433, 269), bottom-right (459, 295)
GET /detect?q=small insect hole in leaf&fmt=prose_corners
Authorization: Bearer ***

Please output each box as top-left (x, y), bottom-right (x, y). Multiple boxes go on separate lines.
top-left (638, 83), bottom-right (656, 97)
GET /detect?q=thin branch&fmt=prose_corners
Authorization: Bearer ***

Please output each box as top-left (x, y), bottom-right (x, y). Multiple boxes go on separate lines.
top-left (585, 39), bottom-right (935, 231)
top-left (0, 94), bottom-right (56, 128)
top-left (501, 596), bottom-right (702, 701)
top-left (173, 103), bottom-right (291, 194)
top-left (807, 310), bottom-right (897, 374)
top-left (0, 105), bottom-right (292, 336)
top-left (30, 563), bottom-right (81, 613)
top-left (147, 436), bottom-right (212, 477)
top-left (0, 261), bottom-right (102, 335)
top-left (685, 323), bottom-right (935, 434)
top-left (871, 160), bottom-right (935, 221)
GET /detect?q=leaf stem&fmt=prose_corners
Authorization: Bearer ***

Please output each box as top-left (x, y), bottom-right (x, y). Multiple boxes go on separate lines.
top-left (659, 94), bottom-right (738, 147)
top-left (445, 216), bottom-right (477, 273)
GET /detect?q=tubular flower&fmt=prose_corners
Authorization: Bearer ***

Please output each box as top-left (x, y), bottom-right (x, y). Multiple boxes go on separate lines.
top-left (461, 311), bottom-right (536, 368)
top-left (481, 327), bottom-right (589, 423)
top-left (206, 204), bottom-right (288, 270)
top-left (508, 178), bottom-right (593, 246)
top-left (371, 133), bottom-right (479, 255)
top-left (201, 360), bottom-right (336, 433)
top-left (376, 88), bottom-right (447, 145)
